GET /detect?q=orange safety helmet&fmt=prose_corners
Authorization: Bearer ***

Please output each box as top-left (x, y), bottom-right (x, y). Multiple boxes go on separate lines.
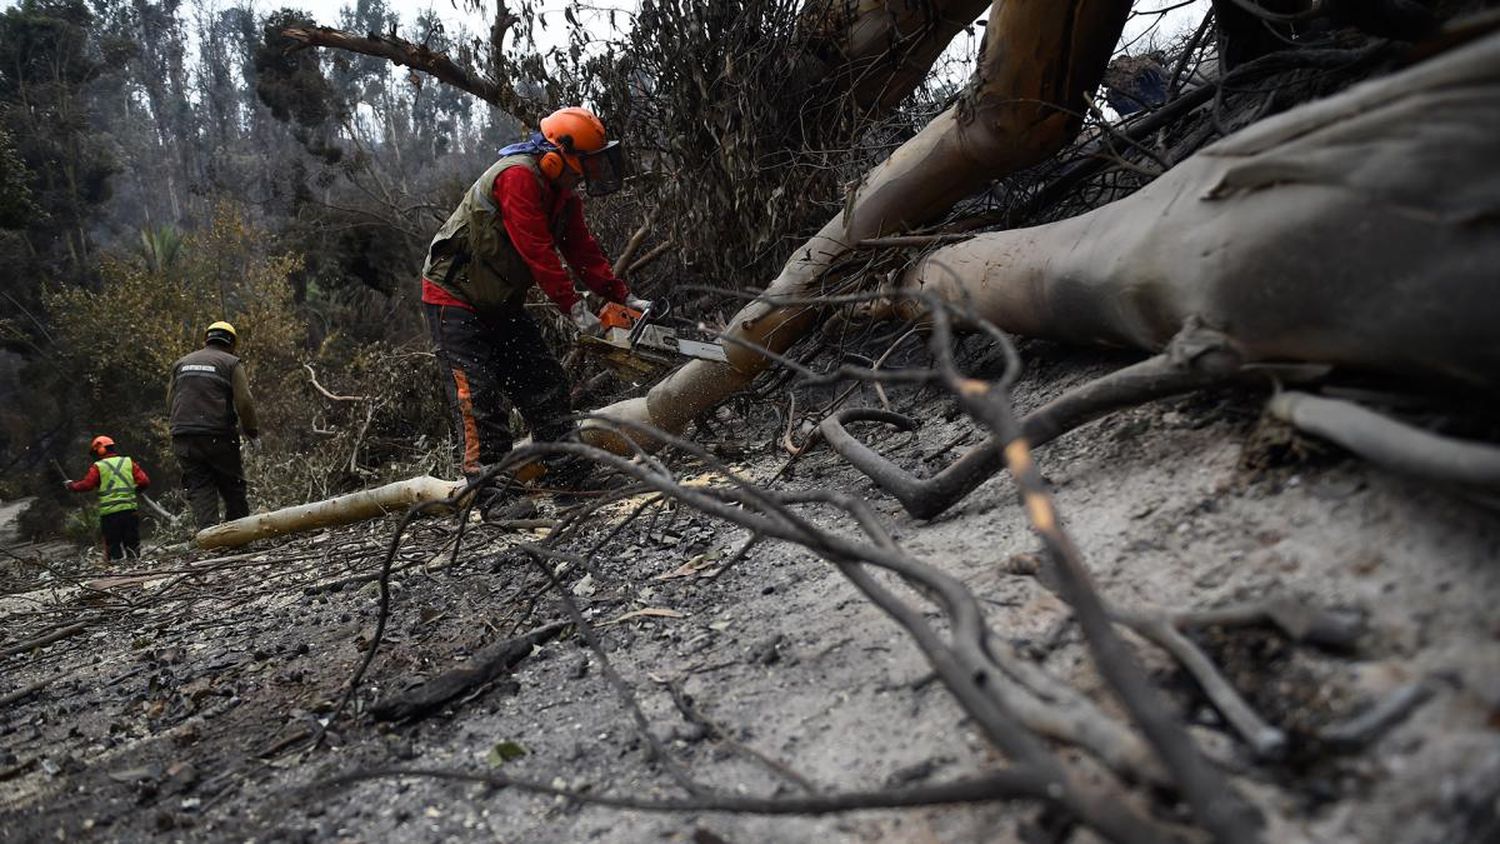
top-left (90, 435), bottom-right (115, 457)
top-left (538, 107), bottom-right (609, 179)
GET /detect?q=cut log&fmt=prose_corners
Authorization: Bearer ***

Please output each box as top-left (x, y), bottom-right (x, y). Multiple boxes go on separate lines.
top-left (193, 476), bottom-right (462, 550)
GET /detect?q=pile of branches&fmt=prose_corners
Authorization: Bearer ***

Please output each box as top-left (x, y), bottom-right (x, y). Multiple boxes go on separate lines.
top-left (260, 340), bottom-right (453, 508)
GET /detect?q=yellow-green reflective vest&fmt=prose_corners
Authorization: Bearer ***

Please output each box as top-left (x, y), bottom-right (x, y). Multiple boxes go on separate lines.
top-left (95, 456), bottom-right (138, 516)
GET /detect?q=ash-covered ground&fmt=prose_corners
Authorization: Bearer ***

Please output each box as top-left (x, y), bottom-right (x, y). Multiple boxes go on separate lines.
top-left (2, 342), bottom-right (1497, 843)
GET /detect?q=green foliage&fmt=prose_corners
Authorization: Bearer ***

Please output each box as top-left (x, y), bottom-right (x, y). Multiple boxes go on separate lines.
top-left (138, 225), bottom-right (183, 273)
top-left (41, 201), bottom-right (456, 520)
top-left (0, 0), bottom-right (504, 521)
top-left (0, 124), bottom-right (36, 229)
top-left (0, 0), bottom-right (119, 314)
top-left (61, 500), bottom-right (98, 544)
top-left (254, 9), bottom-right (341, 130)
top-left (48, 204), bottom-right (304, 409)
top-left (44, 204), bottom-right (307, 504)
top-left (0, 0), bottom-right (100, 96)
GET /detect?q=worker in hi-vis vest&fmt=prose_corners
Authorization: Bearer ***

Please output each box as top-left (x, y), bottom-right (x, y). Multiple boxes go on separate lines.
top-left (65, 435), bottom-right (151, 560)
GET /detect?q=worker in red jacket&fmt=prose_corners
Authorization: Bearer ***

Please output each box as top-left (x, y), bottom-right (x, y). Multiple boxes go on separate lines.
top-left (419, 106), bottom-right (650, 485)
top-left (64, 435), bottom-right (151, 560)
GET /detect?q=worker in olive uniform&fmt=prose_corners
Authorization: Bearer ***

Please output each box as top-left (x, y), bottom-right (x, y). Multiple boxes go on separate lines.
top-left (64, 435), bottom-right (151, 560)
top-left (167, 321), bottom-right (260, 528)
top-left (420, 106), bottom-right (649, 483)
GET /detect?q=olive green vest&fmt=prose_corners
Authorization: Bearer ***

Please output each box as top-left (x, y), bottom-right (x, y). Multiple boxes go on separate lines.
top-left (421, 155), bottom-right (567, 313)
top-left (95, 456), bottom-right (138, 516)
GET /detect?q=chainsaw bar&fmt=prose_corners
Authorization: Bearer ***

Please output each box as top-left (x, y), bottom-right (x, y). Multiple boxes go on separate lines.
top-left (597, 300), bottom-right (728, 363)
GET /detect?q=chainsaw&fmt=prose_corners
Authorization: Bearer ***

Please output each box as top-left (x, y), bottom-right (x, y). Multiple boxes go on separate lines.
top-left (587, 299), bottom-right (728, 365)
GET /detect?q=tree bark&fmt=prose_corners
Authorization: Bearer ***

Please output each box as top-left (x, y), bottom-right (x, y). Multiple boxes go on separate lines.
top-left (895, 31), bottom-right (1500, 390)
top-left (799, 0), bottom-right (994, 114)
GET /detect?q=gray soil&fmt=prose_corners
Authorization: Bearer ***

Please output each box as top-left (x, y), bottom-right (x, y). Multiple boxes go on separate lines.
top-left (2, 342), bottom-right (1497, 843)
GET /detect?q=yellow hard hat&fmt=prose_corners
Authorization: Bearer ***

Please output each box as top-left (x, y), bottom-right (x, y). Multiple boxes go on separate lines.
top-left (205, 321), bottom-right (237, 346)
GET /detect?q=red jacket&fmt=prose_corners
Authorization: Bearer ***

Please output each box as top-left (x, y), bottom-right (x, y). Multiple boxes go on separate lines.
top-left (422, 166), bottom-right (628, 313)
top-left (68, 458), bottom-right (151, 493)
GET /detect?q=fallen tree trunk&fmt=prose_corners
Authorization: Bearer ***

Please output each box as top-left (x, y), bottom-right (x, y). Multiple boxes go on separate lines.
top-left (820, 32), bottom-right (1500, 519)
top-left (893, 30), bottom-right (1500, 389)
top-left (584, 0), bottom-right (1133, 451)
top-left (193, 476), bottom-right (462, 550)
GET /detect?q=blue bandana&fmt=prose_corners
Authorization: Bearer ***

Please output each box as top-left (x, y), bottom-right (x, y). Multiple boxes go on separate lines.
top-left (498, 132), bottom-right (557, 158)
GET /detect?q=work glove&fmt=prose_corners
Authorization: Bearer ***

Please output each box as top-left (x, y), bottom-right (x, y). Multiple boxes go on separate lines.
top-left (570, 300), bottom-right (604, 337)
top-left (625, 295), bottom-right (653, 314)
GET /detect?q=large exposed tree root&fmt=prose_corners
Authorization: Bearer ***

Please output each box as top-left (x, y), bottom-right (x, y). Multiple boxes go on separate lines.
top-left (820, 324), bottom-right (1244, 519)
top-left (1269, 391), bottom-right (1500, 489)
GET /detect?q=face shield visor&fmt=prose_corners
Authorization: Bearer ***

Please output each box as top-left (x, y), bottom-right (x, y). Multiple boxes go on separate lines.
top-left (577, 140), bottom-right (625, 197)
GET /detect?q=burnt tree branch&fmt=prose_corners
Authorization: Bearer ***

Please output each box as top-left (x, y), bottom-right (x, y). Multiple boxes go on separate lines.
top-left (279, 26), bottom-right (539, 124)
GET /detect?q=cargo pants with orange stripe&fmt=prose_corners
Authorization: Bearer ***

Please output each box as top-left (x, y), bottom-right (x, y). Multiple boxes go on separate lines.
top-left (424, 302), bottom-right (574, 477)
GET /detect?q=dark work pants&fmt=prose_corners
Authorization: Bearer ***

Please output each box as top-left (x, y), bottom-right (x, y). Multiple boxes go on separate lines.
top-left (173, 434), bottom-right (250, 529)
top-left (424, 302), bottom-right (573, 476)
top-left (99, 510), bottom-right (141, 560)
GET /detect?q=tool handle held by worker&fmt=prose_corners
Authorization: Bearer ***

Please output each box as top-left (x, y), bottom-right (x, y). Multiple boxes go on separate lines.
top-left (627, 298), bottom-right (671, 347)
top-left (571, 300), bottom-right (604, 337)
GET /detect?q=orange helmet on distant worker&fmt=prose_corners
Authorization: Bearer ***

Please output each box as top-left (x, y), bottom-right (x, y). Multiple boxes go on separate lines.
top-left (537, 107), bottom-right (624, 195)
top-left (90, 435), bottom-right (115, 458)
